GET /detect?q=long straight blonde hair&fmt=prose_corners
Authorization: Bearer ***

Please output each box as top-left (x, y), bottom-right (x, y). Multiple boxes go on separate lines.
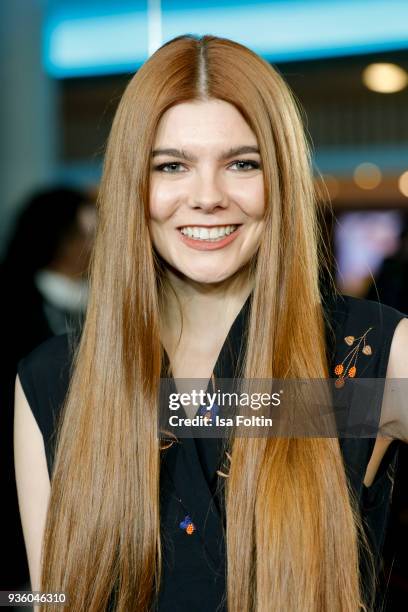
top-left (39, 35), bottom-right (374, 611)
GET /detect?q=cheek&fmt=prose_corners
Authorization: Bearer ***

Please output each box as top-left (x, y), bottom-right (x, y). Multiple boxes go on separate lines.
top-left (252, 184), bottom-right (266, 217)
top-left (233, 179), bottom-right (265, 219)
top-left (149, 181), bottom-right (182, 222)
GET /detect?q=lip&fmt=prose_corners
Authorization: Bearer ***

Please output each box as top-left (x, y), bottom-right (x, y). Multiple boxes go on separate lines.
top-left (177, 225), bottom-right (242, 251)
top-left (177, 223), bottom-right (242, 229)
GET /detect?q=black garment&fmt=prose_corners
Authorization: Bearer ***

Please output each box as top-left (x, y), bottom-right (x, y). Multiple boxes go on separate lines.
top-left (17, 293), bottom-right (407, 611)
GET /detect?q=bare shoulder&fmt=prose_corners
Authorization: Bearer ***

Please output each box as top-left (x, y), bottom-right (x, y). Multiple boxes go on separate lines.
top-left (14, 373), bottom-right (51, 592)
top-left (386, 317), bottom-right (408, 378)
top-left (381, 317), bottom-right (408, 443)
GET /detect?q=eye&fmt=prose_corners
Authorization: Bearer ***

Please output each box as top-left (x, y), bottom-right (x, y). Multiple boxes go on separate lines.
top-left (229, 160), bottom-right (261, 171)
top-left (153, 162), bottom-right (187, 173)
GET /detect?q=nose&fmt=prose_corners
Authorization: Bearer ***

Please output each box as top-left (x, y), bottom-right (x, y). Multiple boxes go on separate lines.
top-left (190, 169), bottom-right (227, 211)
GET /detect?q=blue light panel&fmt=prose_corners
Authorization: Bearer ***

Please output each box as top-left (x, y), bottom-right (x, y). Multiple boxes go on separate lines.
top-left (44, 0), bottom-right (408, 78)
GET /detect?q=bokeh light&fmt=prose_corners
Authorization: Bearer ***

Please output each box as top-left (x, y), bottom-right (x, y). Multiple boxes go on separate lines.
top-left (353, 163), bottom-right (382, 190)
top-left (362, 62), bottom-right (408, 93)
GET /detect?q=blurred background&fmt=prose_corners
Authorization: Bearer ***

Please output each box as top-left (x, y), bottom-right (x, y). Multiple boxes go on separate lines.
top-left (0, 1), bottom-right (407, 610)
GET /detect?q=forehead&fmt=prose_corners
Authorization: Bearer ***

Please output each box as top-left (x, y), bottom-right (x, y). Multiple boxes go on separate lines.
top-left (153, 99), bottom-right (257, 147)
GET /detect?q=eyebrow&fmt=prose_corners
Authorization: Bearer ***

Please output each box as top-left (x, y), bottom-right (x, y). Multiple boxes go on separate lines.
top-left (151, 145), bottom-right (260, 161)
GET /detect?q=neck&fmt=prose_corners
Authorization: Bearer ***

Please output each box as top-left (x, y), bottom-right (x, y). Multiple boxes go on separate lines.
top-left (159, 266), bottom-right (254, 353)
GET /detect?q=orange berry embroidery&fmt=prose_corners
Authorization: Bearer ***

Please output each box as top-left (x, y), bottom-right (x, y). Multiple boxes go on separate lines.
top-left (186, 523), bottom-right (195, 535)
top-left (334, 327), bottom-right (373, 388)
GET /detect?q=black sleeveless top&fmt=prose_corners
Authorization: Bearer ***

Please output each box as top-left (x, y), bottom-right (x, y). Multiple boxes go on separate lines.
top-left (17, 292), bottom-right (407, 611)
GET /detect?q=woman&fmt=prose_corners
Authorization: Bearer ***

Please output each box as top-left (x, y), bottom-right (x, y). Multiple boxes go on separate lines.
top-left (0, 186), bottom-right (94, 590)
top-left (14, 34), bottom-right (408, 611)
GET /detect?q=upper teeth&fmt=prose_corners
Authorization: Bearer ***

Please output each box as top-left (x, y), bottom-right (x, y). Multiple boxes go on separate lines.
top-left (180, 225), bottom-right (238, 240)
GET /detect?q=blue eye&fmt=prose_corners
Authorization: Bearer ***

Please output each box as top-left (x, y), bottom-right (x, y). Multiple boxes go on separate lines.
top-left (229, 160), bottom-right (261, 171)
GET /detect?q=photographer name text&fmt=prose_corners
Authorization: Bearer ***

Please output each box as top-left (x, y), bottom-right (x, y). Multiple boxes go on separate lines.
top-left (168, 414), bottom-right (273, 427)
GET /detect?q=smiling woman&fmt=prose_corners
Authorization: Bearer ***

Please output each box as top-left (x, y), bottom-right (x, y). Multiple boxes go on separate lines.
top-left (14, 34), bottom-right (408, 612)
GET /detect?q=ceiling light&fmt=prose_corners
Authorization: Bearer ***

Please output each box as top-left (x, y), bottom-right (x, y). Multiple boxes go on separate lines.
top-left (362, 63), bottom-right (408, 93)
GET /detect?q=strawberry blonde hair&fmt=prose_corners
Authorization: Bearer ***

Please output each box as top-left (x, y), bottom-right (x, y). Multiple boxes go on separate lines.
top-left (39, 35), bottom-right (374, 611)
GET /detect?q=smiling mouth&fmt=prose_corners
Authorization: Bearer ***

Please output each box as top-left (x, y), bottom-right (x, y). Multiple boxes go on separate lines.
top-left (178, 224), bottom-right (241, 242)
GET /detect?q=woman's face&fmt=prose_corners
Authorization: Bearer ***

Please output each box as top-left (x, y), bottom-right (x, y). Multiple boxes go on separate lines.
top-left (149, 99), bottom-right (265, 284)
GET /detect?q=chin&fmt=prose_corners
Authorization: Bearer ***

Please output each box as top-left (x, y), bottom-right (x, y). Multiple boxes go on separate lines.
top-left (181, 268), bottom-right (236, 285)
